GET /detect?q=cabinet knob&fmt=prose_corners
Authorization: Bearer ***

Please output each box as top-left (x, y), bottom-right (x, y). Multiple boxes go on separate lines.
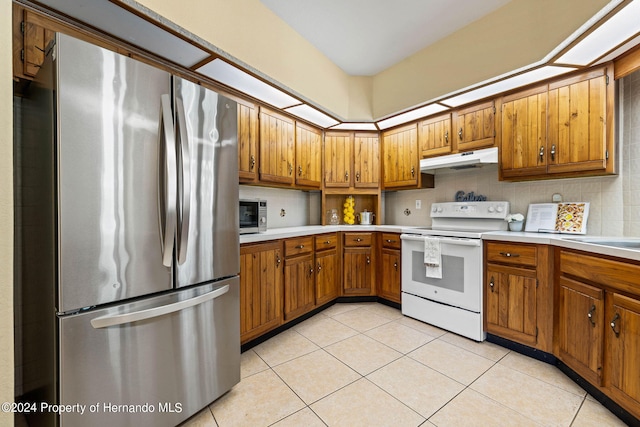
top-left (610, 313), bottom-right (620, 337)
top-left (345, 171), bottom-right (349, 181)
top-left (355, 238), bottom-right (362, 242)
top-left (539, 146), bottom-right (545, 163)
top-left (295, 244), bottom-right (305, 249)
top-left (445, 130), bottom-right (449, 144)
top-left (394, 262), bottom-right (398, 271)
top-left (550, 144), bottom-right (556, 162)
top-left (356, 171), bottom-right (360, 182)
top-left (317, 262), bottom-right (322, 272)
top-left (499, 252), bottom-right (519, 258)
top-left (308, 267), bottom-right (314, 277)
top-left (587, 304), bottom-right (596, 326)
top-left (411, 166), bottom-right (415, 177)
top-left (298, 165), bottom-right (303, 176)
top-left (324, 240), bottom-right (331, 245)
top-left (288, 162), bottom-right (293, 175)
top-left (386, 239), bottom-right (396, 243)
top-left (458, 128), bottom-right (463, 140)
top-left (366, 256), bottom-right (371, 265)
top-left (250, 155), bottom-right (256, 170)
top-left (276, 255), bottom-right (281, 267)
top-left (489, 276), bottom-right (495, 292)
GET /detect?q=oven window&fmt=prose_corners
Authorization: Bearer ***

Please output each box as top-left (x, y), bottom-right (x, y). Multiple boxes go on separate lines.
top-left (411, 251), bottom-right (464, 292)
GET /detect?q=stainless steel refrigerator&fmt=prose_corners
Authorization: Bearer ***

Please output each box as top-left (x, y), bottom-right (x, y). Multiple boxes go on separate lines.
top-left (15, 33), bottom-right (240, 427)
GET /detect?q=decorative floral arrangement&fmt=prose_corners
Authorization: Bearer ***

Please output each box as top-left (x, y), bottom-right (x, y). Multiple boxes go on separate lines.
top-left (505, 213), bottom-right (525, 223)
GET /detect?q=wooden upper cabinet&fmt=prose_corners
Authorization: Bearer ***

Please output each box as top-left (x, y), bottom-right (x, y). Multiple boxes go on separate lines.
top-left (295, 122), bottom-right (322, 188)
top-left (419, 113), bottom-right (452, 158)
top-left (452, 100), bottom-right (495, 151)
top-left (500, 85), bottom-right (548, 179)
top-left (353, 133), bottom-right (380, 188)
top-left (238, 101), bottom-right (259, 183)
top-left (259, 107), bottom-right (295, 185)
top-left (382, 124), bottom-right (418, 188)
top-left (13, 6), bottom-right (55, 80)
top-left (547, 69), bottom-right (610, 175)
top-left (324, 131), bottom-right (353, 188)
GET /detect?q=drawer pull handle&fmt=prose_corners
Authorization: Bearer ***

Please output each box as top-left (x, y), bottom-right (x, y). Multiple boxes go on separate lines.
top-left (250, 155), bottom-right (256, 170)
top-left (324, 240), bottom-right (332, 245)
top-left (499, 252), bottom-right (519, 258)
top-left (386, 239), bottom-right (397, 243)
top-left (394, 262), bottom-right (398, 271)
top-left (366, 256), bottom-right (371, 265)
top-left (355, 238), bottom-right (363, 242)
top-left (317, 262), bottom-right (322, 272)
top-left (308, 267), bottom-right (314, 277)
top-left (610, 313), bottom-right (620, 337)
top-left (587, 304), bottom-right (596, 327)
top-left (295, 244), bottom-right (305, 249)
top-left (276, 255), bottom-right (281, 267)
top-left (489, 276), bottom-right (495, 292)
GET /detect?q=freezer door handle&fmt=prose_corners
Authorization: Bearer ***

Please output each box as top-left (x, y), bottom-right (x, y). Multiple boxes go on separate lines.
top-left (90, 284), bottom-right (230, 329)
top-left (158, 94), bottom-right (177, 267)
top-left (175, 97), bottom-right (191, 265)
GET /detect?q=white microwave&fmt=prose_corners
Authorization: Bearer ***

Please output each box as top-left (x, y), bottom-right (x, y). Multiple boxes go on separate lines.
top-left (239, 199), bottom-right (267, 234)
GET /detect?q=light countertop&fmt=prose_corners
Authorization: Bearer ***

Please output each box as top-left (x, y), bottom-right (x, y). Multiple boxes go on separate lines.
top-left (241, 226), bottom-right (640, 262)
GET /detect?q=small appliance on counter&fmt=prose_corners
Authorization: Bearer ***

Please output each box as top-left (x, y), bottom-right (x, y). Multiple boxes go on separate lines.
top-left (357, 210), bottom-right (375, 225)
top-left (240, 198), bottom-right (267, 234)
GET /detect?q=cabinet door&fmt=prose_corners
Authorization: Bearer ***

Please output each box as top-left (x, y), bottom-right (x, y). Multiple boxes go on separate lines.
top-left (485, 264), bottom-right (537, 345)
top-left (238, 101), bottom-right (259, 182)
top-left (382, 124), bottom-right (418, 188)
top-left (453, 100), bottom-right (495, 151)
top-left (259, 108), bottom-right (295, 185)
top-left (557, 276), bottom-right (604, 386)
top-left (324, 131), bottom-right (352, 188)
top-left (353, 133), bottom-right (380, 188)
top-left (22, 10), bottom-right (55, 78)
top-left (547, 71), bottom-right (608, 175)
top-left (284, 253), bottom-right (315, 321)
top-left (380, 248), bottom-right (401, 303)
top-left (343, 247), bottom-right (374, 296)
top-left (240, 242), bottom-right (283, 344)
top-left (418, 113), bottom-right (452, 158)
top-left (607, 293), bottom-right (640, 418)
top-left (316, 249), bottom-right (339, 306)
top-left (295, 122), bottom-right (322, 188)
top-left (500, 86), bottom-right (548, 179)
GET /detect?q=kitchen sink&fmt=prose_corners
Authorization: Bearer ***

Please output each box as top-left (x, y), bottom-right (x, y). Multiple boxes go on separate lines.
top-left (566, 238), bottom-right (640, 250)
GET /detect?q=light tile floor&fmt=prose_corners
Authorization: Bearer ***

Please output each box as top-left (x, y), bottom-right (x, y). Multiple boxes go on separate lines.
top-left (180, 303), bottom-right (628, 427)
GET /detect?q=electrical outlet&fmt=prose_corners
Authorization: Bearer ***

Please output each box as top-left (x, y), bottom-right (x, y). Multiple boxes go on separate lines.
top-left (416, 200), bottom-right (422, 209)
top-left (552, 193), bottom-right (563, 203)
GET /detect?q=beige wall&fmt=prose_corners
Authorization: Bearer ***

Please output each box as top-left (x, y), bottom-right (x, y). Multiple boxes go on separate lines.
top-left (372, 0), bottom-right (611, 118)
top-left (137, 0), bottom-right (612, 121)
top-left (1, 0), bottom-right (14, 423)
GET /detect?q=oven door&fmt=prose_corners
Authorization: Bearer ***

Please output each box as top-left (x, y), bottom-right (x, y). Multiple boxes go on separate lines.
top-left (400, 234), bottom-right (482, 312)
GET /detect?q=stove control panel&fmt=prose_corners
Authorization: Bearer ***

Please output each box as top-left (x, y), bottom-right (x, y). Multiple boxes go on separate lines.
top-left (430, 201), bottom-right (510, 219)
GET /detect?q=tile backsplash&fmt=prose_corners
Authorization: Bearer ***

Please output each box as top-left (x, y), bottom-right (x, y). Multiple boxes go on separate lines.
top-left (239, 185), bottom-right (321, 228)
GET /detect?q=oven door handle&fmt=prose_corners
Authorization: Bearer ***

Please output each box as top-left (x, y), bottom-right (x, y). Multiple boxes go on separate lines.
top-left (400, 234), bottom-right (481, 247)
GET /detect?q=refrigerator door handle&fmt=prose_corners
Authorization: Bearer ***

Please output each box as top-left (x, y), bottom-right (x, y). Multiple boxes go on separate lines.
top-left (158, 94), bottom-right (178, 267)
top-left (175, 98), bottom-right (191, 265)
top-left (90, 284), bottom-right (230, 329)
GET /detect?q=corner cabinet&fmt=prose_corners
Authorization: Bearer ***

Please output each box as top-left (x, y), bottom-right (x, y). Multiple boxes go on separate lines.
top-left (259, 107), bottom-right (295, 185)
top-left (343, 232), bottom-right (375, 296)
top-left (500, 66), bottom-right (615, 181)
top-left (240, 241), bottom-right (283, 344)
top-left (382, 124), bottom-right (418, 189)
top-left (353, 133), bottom-right (380, 188)
top-left (557, 249), bottom-right (640, 419)
top-left (484, 242), bottom-right (553, 352)
top-left (324, 131), bottom-right (353, 188)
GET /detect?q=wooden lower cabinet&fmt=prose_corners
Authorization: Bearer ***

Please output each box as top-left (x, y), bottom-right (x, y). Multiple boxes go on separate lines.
top-left (484, 242), bottom-right (553, 352)
top-left (558, 249), bottom-right (640, 419)
top-left (607, 292), bottom-right (640, 416)
top-left (315, 234), bottom-right (339, 306)
top-left (557, 276), bottom-right (604, 386)
top-left (343, 232), bottom-right (375, 296)
top-left (485, 264), bottom-right (538, 346)
top-left (240, 241), bottom-right (283, 344)
top-left (283, 237), bottom-right (315, 321)
top-left (379, 233), bottom-right (401, 303)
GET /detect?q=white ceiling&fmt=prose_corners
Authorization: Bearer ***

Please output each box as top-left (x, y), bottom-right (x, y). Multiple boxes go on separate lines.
top-left (260, 0), bottom-right (512, 76)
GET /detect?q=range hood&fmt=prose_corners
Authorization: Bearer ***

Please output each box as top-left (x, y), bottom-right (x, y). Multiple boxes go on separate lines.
top-left (420, 147), bottom-right (498, 172)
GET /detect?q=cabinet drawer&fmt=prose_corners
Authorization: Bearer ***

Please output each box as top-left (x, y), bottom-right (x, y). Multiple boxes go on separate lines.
top-left (315, 233), bottom-right (337, 251)
top-left (381, 233), bottom-right (401, 249)
top-left (284, 236), bottom-right (314, 257)
top-left (486, 242), bottom-right (537, 267)
top-left (344, 232), bottom-right (373, 247)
